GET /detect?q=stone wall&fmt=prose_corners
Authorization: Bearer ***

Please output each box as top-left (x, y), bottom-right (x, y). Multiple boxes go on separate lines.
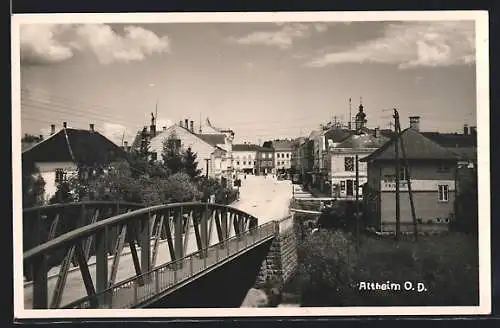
top-left (255, 215), bottom-right (298, 288)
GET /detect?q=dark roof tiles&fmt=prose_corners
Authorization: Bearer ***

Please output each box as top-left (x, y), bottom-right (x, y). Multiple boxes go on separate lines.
top-left (361, 128), bottom-right (459, 162)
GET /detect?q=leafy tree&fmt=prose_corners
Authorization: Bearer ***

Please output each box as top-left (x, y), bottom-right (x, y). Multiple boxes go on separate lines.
top-left (162, 172), bottom-right (202, 203)
top-left (182, 147), bottom-right (202, 181)
top-left (49, 181), bottom-right (75, 204)
top-left (21, 133), bottom-right (43, 143)
top-left (162, 132), bottom-right (183, 175)
top-left (22, 161), bottom-right (46, 208)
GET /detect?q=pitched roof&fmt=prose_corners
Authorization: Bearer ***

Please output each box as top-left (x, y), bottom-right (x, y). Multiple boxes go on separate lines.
top-left (22, 128), bottom-right (127, 166)
top-left (272, 139), bottom-right (294, 151)
top-left (257, 146), bottom-right (274, 152)
top-left (421, 132), bottom-right (477, 148)
top-left (334, 132), bottom-right (389, 149)
top-left (232, 144), bottom-right (260, 152)
top-left (323, 127), bottom-right (353, 143)
top-left (196, 133), bottom-right (226, 146)
top-left (360, 128), bottom-right (459, 162)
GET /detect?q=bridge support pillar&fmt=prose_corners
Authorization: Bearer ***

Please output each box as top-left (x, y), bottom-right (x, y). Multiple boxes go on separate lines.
top-left (255, 215), bottom-right (298, 294)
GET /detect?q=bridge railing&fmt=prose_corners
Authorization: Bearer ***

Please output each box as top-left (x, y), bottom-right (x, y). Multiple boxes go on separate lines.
top-left (22, 201), bottom-right (145, 280)
top-left (24, 202), bottom-right (260, 309)
top-left (62, 221), bottom-right (277, 309)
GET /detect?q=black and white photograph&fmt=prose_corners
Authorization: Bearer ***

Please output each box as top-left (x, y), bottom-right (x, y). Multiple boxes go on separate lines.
top-left (12, 11), bottom-right (490, 319)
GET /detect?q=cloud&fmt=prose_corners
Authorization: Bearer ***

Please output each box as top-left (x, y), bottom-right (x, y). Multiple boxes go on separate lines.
top-left (102, 122), bottom-right (129, 145)
top-left (306, 21), bottom-right (475, 69)
top-left (229, 22), bottom-right (329, 49)
top-left (20, 24), bottom-right (75, 65)
top-left (20, 24), bottom-right (170, 65)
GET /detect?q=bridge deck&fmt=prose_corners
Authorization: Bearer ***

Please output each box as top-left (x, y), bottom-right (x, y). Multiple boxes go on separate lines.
top-left (24, 229), bottom-right (205, 309)
top-left (24, 225), bottom-right (274, 309)
top-left (91, 230), bottom-right (273, 309)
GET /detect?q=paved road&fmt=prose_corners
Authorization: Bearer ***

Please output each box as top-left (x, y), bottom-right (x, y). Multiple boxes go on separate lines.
top-left (24, 175), bottom-right (293, 309)
top-left (232, 174), bottom-right (293, 224)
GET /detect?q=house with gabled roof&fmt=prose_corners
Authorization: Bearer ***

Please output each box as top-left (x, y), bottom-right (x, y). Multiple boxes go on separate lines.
top-left (232, 143), bottom-right (260, 174)
top-left (22, 123), bottom-right (127, 203)
top-left (326, 128), bottom-right (389, 200)
top-left (144, 117), bottom-right (234, 181)
top-left (360, 125), bottom-right (460, 233)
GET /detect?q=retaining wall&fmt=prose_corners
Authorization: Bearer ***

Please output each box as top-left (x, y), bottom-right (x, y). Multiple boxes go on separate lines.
top-left (255, 215), bottom-right (298, 288)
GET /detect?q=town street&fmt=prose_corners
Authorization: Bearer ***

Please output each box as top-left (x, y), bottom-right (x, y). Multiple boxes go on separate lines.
top-left (232, 174), bottom-right (293, 224)
top-left (24, 174), bottom-right (293, 309)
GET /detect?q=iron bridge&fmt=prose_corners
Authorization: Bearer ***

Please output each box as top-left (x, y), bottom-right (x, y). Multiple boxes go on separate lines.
top-left (22, 201), bottom-right (278, 309)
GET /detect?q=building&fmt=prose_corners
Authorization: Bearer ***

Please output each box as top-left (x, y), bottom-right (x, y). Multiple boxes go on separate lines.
top-left (256, 146), bottom-right (274, 175)
top-left (136, 116), bottom-right (235, 182)
top-left (361, 123), bottom-right (459, 233)
top-left (295, 138), bottom-right (314, 185)
top-left (326, 128), bottom-right (389, 200)
top-left (22, 123), bottom-right (127, 202)
top-left (232, 143), bottom-right (259, 174)
top-left (272, 139), bottom-right (294, 173)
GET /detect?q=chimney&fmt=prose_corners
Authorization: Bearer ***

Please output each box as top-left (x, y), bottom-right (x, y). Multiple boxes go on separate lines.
top-left (374, 127), bottom-right (380, 138)
top-left (123, 141), bottom-right (128, 151)
top-left (190, 120), bottom-right (194, 132)
top-left (179, 120), bottom-right (183, 127)
top-left (409, 116), bottom-right (420, 131)
top-left (89, 123), bottom-right (95, 132)
top-left (163, 126), bottom-right (167, 131)
top-left (470, 126), bottom-right (477, 136)
top-left (463, 124), bottom-right (469, 135)
top-left (50, 124), bottom-right (55, 135)
top-left (63, 122), bottom-right (67, 129)
top-left (185, 119), bottom-right (189, 129)
top-left (39, 134), bottom-right (43, 140)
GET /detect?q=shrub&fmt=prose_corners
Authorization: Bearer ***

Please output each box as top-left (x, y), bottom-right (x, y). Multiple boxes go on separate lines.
top-left (297, 230), bottom-right (479, 307)
top-left (162, 172), bottom-right (202, 203)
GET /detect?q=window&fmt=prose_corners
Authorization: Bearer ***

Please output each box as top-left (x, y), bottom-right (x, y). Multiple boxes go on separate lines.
top-left (344, 156), bottom-right (355, 171)
top-left (167, 139), bottom-right (181, 150)
top-left (243, 161), bottom-right (246, 165)
top-left (438, 185), bottom-right (449, 202)
top-left (253, 161), bottom-right (256, 165)
top-left (286, 153), bottom-right (290, 158)
top-left (237, 161), bottom-right (240, 166)
top-left (55, 169), bottom-right (67, 183)
top-left (340, 180), bottom-right (346, 191)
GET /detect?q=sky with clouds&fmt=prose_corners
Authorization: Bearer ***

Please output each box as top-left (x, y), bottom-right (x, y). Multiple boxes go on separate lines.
top-left (18, 19), bottom-right (477, 145)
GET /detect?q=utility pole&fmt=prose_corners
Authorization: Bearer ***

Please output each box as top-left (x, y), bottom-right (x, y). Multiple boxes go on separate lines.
top-left (355, 154), bottom-right (360, 251)
top-left (348, 98), bottom-right (352, 130)
top-left (395, 113), bottom-right (418, 241)
top-left (394, 109), bottom-right (401, 240)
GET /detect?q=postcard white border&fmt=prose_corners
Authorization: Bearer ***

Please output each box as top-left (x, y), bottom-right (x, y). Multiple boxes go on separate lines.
top-left (12, 10), bottom-right (490, 319)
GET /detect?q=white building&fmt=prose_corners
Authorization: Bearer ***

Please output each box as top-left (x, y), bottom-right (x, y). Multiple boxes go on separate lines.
top-left (22, 123), bottom-right (127, 203)
top-left (232, 144), bottom-right (259, 174)
top-left (326, 129), bottom-right (388, 200)
top-left (272, 139), bottom-right (294, 172)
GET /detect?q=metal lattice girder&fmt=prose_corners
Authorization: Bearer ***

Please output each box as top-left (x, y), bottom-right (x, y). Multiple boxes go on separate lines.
top-left (108, 223), bottom-right (127, 287)
top-left (174, 207), bottom-right (184, 268)
top-left (74, 241), bottom-right (97, 307)
top-left (24, 201), bottom-right (269, 309)
top-left (151, 214), bottom-right (165, 267)
top-left (140, 213), bottom-right (152, 277)
top-left (95, 224), bottom-right (108, 307)
top-left (163, 210), bottom-right (176, 263)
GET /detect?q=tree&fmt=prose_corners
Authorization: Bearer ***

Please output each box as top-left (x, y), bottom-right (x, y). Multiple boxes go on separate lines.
top-left (22, 161), bottom-right (46, 208)
top-left (183, 147), bottom-right (202, 181)
top-left (162, 132), bottom-right (183, 175)
top-left (49, 181), bottom-right (75, 204)
top-left (21, 133), bottom-right (43, 143)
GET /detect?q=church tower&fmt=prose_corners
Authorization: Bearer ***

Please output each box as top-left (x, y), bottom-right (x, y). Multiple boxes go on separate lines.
top-left (354, 97), bottom-right (367, 131)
